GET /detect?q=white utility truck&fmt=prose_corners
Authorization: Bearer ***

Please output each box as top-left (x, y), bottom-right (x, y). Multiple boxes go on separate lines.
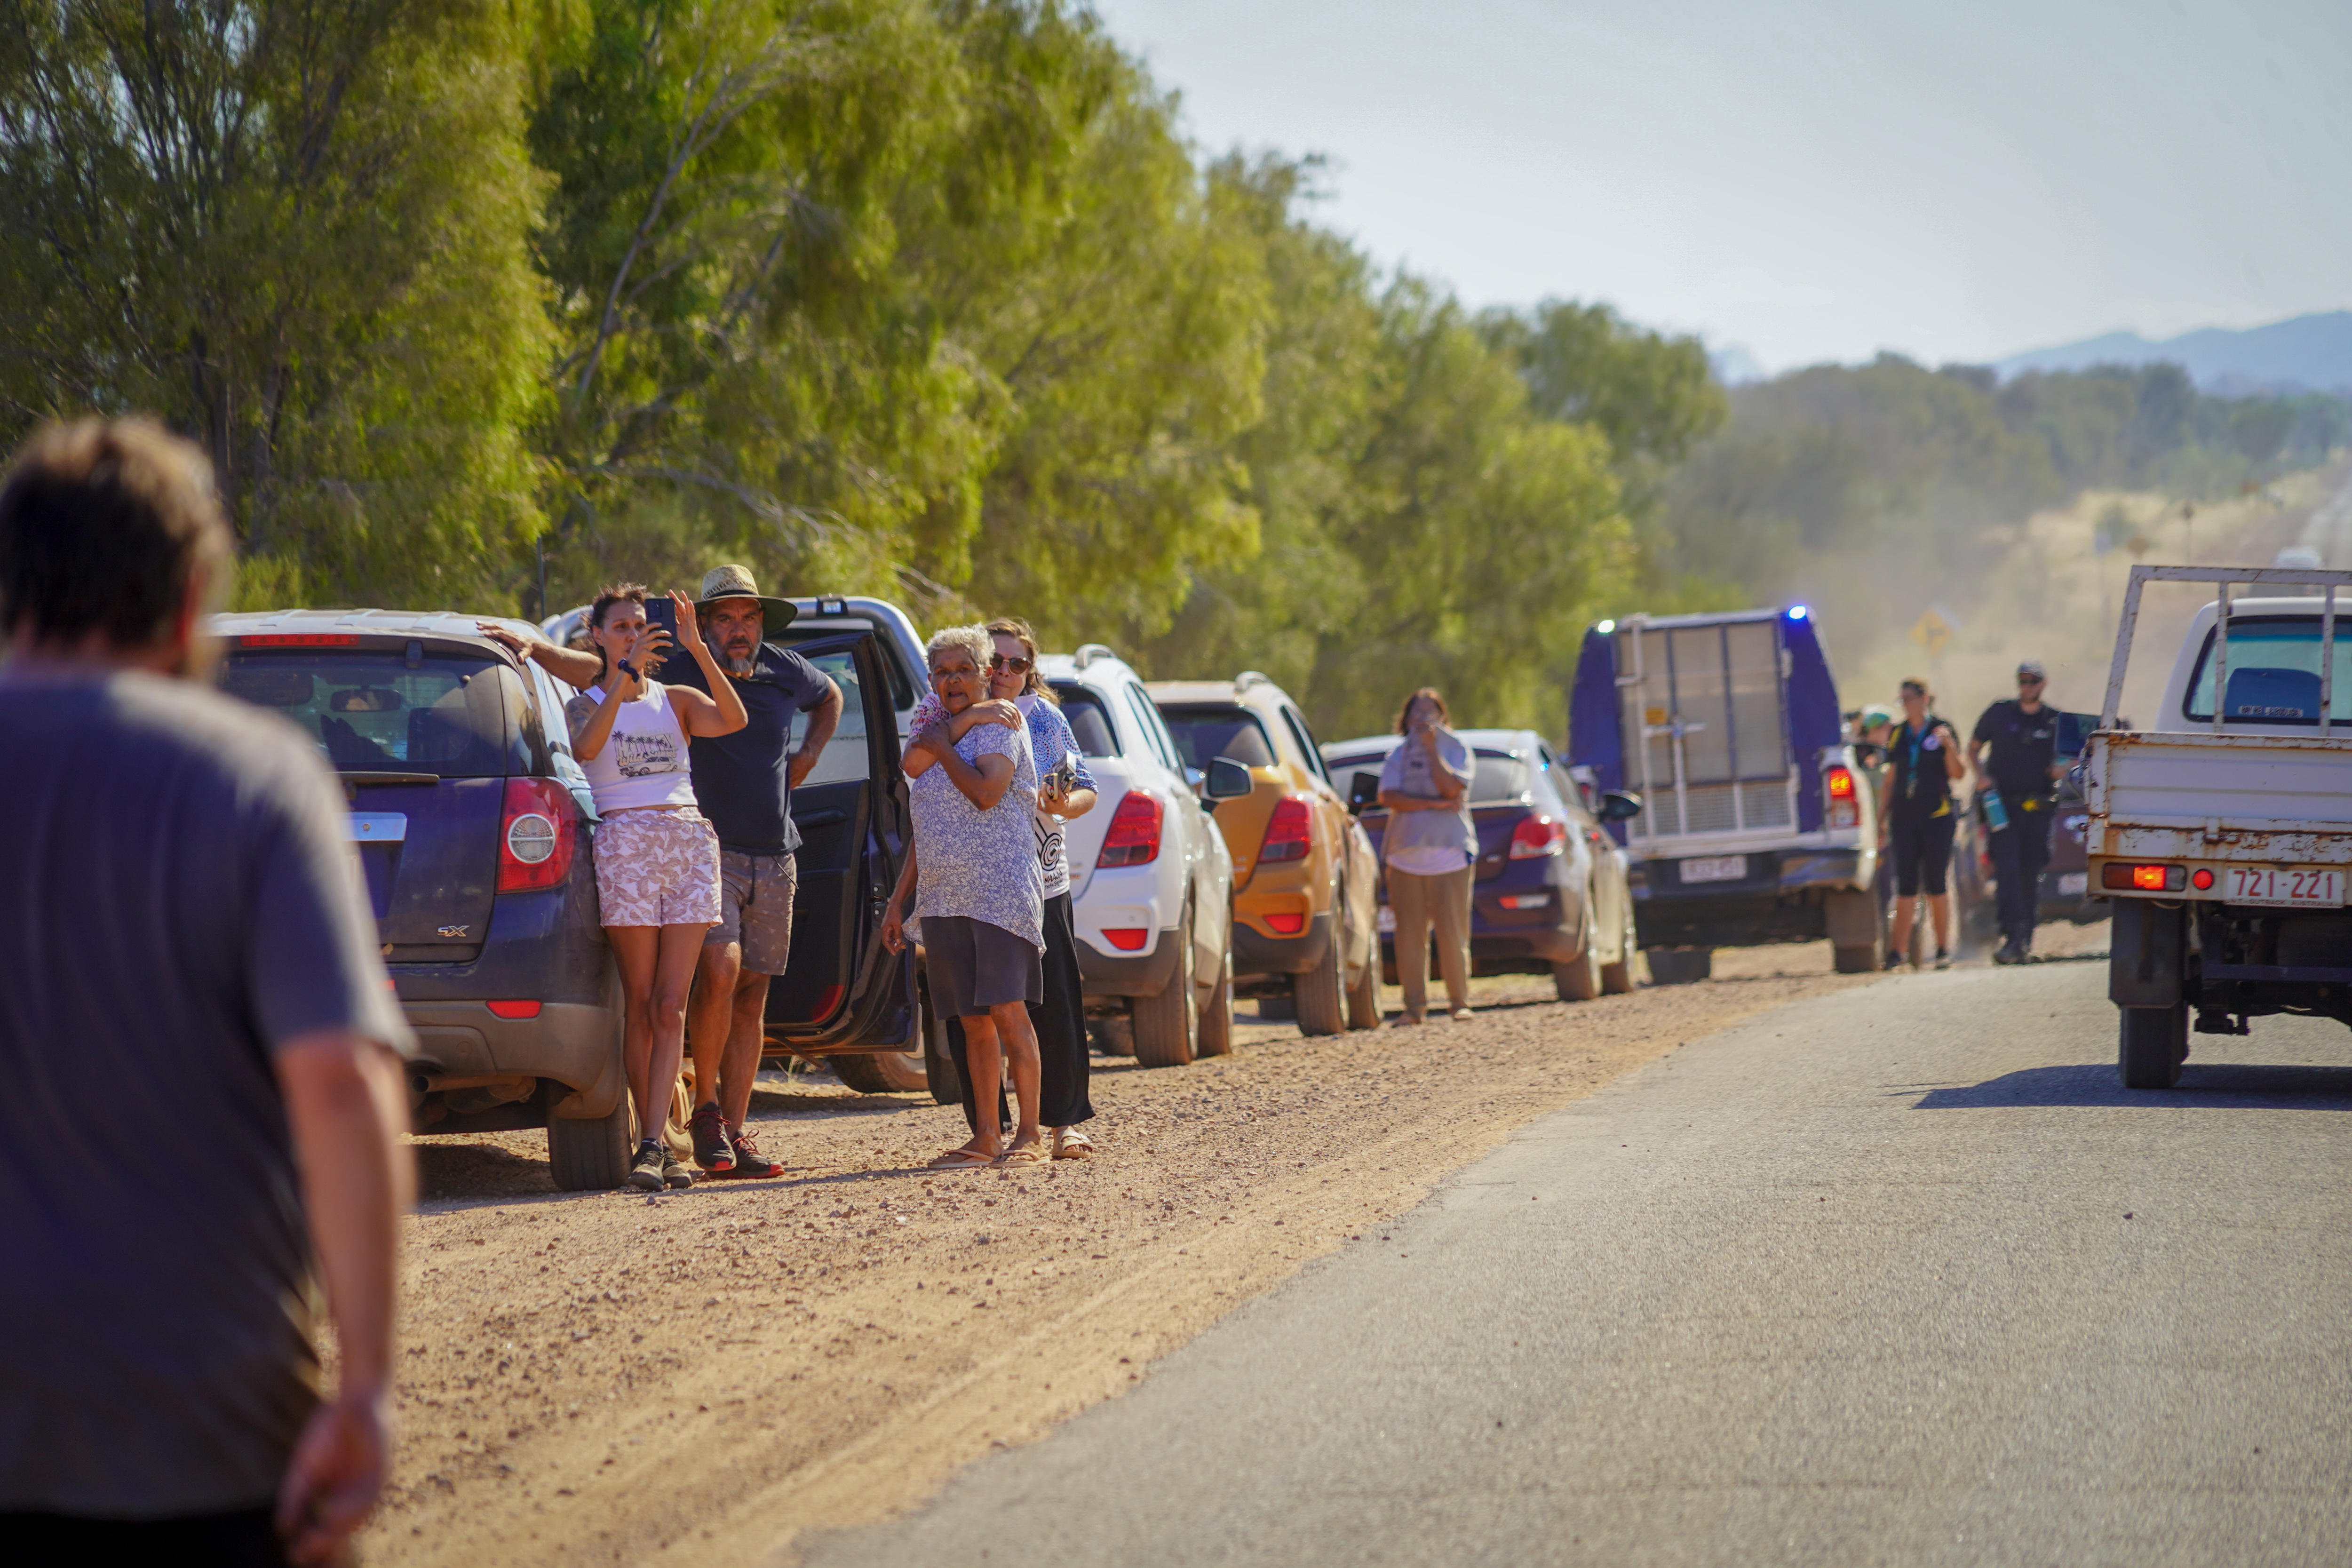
top-left (2085, 564), bottom-right (2352, 1087)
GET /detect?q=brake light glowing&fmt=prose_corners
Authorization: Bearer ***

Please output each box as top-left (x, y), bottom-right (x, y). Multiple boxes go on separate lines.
top-left (1509, 814), bottom-right (1566, 859)
top-left (485, 1000), bottom-right (541, 1020)
top-left (239, 633), bottom-right (360, 646)
top-left (1097, 792), bottom-right (1164, 868)
top-left (1825, 765), bottom-right (1859, 829)
top-left (2102, 862), bottom-right (2183, 891)
top-left (1102, 928), bottom-right (1149, 951)
top-left (498, 777), bottom-right (578, 892)
top-left (1258, 796), bottom-right (1313, 864)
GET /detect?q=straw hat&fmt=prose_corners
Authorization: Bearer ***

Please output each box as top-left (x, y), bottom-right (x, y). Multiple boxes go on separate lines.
top-left (694, 564), bottom-right (797, 639)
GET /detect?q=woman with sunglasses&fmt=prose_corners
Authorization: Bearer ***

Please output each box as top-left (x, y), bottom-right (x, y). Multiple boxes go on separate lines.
top-left (880, 626), bottom-right (1048, 1165)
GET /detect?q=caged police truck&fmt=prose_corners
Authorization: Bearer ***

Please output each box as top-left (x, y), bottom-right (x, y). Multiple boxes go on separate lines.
top-left (2086, 564), bottom-right (2352, 1088)
top-left (1568, 605), bottom-right (1885, 981)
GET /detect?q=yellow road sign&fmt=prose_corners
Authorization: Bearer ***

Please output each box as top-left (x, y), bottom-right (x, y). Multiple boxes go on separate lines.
top-left (1909, 609), bottom-right (1953, 658)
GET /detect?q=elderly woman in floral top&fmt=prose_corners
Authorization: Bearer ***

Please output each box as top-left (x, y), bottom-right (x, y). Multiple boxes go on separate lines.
top-left (881, 625), bottom-right (1046, 1164)
top-left (884, 620), bottom-right (1102, 1162)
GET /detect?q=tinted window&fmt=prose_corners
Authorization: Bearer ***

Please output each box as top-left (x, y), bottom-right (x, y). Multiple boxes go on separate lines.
top-left (793, 649), bottom-right (873, 787)
top-left (2182, 616), bottom-right (2352, 723)
top-left (222, 651), bottom-right (516, 776)
top-left (777, 622), bottom-right (916, 712)
top-left (1158, 705), bottom-right (1277, 769)
top-left (1125, 686), bottom-right (1178, 770)
top-left (1322, 748), bottom-right (1391, 805)
top-left (1050, 685), bottom-right (1120, 758)
top-left (1471, 752), bottom-right (1530, 804)
top-left (1280, 707), bottom-right (1332, 784)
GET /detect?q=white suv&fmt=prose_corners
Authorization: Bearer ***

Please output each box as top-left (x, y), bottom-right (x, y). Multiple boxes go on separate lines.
top-left (1038, 646), bottom-right (1239, 1067)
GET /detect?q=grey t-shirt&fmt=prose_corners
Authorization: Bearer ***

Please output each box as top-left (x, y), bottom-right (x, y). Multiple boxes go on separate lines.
top-left (909, 716), bottom-right (1044, 950)
top-left (0, 671), bottom-right (410, 1516)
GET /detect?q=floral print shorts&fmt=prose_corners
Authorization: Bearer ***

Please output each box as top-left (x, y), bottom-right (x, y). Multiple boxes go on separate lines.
top-left (593, 806), bottom-right (722, 928)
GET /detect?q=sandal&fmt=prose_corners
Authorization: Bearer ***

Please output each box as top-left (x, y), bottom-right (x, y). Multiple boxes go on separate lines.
top-left (928, 1147), bottom-right (994, 1169)
top-left (994, 1142), bottom-right (1048, 1167)
top-left (1050, 1128), bottom-right (1095, 1160)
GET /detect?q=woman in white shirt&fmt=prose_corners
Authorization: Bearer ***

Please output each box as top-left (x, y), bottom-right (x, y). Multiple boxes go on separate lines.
top-left (568, 585), bottom-right (747, 1191)
top-left (1377, 687), bottom-right (1477, 1024)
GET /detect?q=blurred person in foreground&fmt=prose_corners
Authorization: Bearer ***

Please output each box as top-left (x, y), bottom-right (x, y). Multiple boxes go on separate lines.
top-left (889, 618), bottom-right (1100, 1160)
top-left (879, 626), bottom-right (1047, 1165)
top-left (1971, 660), bottom-right (2066, 965)
top-left (0, 420), bottom-right (413, 1563)
top-left (1880, 677), bottom-right (1968, 971)
top-left (1378, 686), bottom-right (1477, 1024)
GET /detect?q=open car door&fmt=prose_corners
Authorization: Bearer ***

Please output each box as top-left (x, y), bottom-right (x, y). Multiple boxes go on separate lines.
top-left (761, 632), bottom-right (914, 1051)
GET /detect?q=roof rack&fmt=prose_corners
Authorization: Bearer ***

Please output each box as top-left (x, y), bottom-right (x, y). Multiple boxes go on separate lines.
top-left (1074, 643), bottom-right (1116, 669)
top-left (1234, 669), bottom-right (1270, 692)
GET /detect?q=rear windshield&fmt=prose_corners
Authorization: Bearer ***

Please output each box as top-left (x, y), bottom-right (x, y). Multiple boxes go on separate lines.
top-left (2182, 616), bottom-right (2352, 724)
top-left (221, 650), bottom-right (517, 776)
top-left (1156, 704), bottom-right (1278, 770)
top-left (1320, 747), bottom-right (1527, 805)
top-left (1050, 685), bottom-right (1120, 758)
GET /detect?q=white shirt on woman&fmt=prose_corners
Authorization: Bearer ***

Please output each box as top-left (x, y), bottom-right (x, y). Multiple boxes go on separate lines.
top-left (579, 681), bottom-right (699, 812)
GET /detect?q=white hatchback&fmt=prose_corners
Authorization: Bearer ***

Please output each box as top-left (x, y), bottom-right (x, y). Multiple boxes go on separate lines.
top-left (1037, 646), bottom-right (1239, 1067)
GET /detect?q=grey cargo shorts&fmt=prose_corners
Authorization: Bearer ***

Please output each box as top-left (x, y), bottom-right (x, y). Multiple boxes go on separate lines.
top-left (712, 850), bottom-right (797, 975)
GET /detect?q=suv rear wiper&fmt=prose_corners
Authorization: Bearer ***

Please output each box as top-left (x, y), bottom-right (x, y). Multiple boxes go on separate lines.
top-left (340, 770), bottom-right (441, 785)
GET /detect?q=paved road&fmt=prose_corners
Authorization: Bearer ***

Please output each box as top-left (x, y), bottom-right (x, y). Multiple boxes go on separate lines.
top-left (801, 961), bottom-right (2352, 1567)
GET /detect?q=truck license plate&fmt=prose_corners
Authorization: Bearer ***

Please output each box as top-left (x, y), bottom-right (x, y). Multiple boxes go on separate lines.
top-left (2223, 868), bottom-right (2345, 908)
top-left (1680, 855), bottom-right (1748, 884)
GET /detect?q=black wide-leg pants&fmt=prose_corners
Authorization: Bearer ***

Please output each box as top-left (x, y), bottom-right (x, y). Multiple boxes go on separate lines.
top-left (946, 891), bottom-right (1095, 1133)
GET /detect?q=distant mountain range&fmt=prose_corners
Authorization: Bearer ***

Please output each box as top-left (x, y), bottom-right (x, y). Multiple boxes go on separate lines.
top-left (1995, 310), bottom-right (2352, 397)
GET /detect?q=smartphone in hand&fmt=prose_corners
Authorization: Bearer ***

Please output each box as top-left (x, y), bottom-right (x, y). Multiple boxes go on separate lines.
top-left (639, 594), bottom-right (678, 665)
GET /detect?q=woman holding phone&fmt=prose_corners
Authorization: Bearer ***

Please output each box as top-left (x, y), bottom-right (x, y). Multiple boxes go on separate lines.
top-left (568, 584), bottom-right (748, 1191)
top-left (1378, 686), bottom-right (1477, 1024)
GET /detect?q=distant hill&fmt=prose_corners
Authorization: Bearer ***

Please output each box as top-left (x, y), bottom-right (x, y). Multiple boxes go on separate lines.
top-left (1996, 310), bottom-right (2352, 396)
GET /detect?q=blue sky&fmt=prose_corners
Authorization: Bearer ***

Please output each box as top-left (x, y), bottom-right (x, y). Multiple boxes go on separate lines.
top-left (1090, 0), bottom-right (2352, 373)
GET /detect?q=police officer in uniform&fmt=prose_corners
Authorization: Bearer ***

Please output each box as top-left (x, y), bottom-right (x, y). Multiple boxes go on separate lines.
top-left (1970, 660), bottom-right (2064, 964)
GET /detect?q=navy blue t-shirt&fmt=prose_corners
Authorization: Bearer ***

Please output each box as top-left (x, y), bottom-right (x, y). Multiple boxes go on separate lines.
top-left (663, 643), bottom-right (834, 854)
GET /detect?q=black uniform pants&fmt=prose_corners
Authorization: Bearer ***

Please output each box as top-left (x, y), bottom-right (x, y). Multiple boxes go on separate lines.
top-left (946, 891), bottom-right (1095, 1133)
top-left (1989, 806), bottom-right (2053, 944)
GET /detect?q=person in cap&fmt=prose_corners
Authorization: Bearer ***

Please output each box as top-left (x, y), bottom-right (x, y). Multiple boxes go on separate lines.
top-left (1970, 660), bottom-right (2065, 964)
top-left (483, 564), bottom-right (840, 1178)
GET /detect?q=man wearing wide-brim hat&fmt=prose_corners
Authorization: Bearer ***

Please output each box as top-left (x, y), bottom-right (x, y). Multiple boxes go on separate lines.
top-left (482, 564), bottom-right (840, 1179)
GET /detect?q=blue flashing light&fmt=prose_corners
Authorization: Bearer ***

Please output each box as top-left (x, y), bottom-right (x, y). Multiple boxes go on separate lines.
top-left (1787, 604), bottom-right (1810, 621)
top-left (1595, 619), bottom-right (1616, 635)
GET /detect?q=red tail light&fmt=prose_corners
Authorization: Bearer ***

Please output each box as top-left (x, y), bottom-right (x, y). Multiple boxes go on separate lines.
top-left (1509, 814), bottom-right (1567, 859)
top-left (1257, 796), bottom-right (1314, 864)
top-left (499, 777), bottom-right (578, 892)
top-left (1102, 928), bottom-right (1149, 951)
top-left (485, 1000), bottom-right (541, 1020)
top-left (1825, 765), bottom-right (1859, 829)
top-left (2102, 862), bottom-right (2183, 891)
top-left (1097, 791), bottom-right (1164, 868)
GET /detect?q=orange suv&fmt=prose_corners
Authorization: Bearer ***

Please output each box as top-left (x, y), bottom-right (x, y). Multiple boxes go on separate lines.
top-left (1149, 674), bottom-right (1381, 1035)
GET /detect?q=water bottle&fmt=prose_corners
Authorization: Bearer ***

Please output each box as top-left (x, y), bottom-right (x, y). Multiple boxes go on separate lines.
top-left (1980, 786), bottom-right (2010, 831)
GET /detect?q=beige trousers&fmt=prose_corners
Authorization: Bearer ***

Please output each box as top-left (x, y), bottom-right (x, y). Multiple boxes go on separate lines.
top-left (1389, 864), bottom-right (1473, 1016)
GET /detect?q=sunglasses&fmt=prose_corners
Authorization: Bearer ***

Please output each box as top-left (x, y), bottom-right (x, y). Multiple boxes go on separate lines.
top-left (988, 654), bottom-right (1033, 673)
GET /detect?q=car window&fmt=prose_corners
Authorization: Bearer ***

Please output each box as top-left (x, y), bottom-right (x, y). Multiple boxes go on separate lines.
top-left (1321, 749), bottom-right (1389, 805)
top-left (1279, 707), bottom-right (1333, 785)
top-left (1050, 684), bottom-right (1121, 759)
top-left (1470, 751), bottom-right (1530, 804)
top-left (791, 648), bottom-right (873, 787)
top-left (777, 621), bottom-right (916, 713)
top-left (2181, 615), bottom-right (2352, 723)
top-left (221, 649), bottom-right (519, 776)
top-left (1157, 704), bottom-right (1278, 769)
top-left (1124, 685), bottom-right (1178, 772)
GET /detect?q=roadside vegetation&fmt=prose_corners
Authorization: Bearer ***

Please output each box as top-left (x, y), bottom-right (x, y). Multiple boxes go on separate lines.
top-left (2, 0), bottom-right (2341, 735)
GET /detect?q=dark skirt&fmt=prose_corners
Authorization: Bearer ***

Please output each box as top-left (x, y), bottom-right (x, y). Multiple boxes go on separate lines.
top-left (947, 891), bottom-right (1095, 1132)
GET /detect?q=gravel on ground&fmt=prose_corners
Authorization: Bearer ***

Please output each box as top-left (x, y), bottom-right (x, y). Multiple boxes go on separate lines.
top-left (362, 923), bottom-right (2106, 1567)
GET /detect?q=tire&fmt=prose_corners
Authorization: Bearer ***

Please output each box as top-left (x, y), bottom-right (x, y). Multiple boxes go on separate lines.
top-left (1346, 954), bottom-right (1382, 1029)
top-left (1257, 993), bottom-right (1297, 1021)
top-left (547, 1098), bottom-right (632, 1191)
top-left (1825, 886), bottom-right (1885, 974)
top-left (1646, 946), bottom-right (1713, 986)
top-left (2118, 1005), bottom-right (2186, 1089)
top-left (1599, 894), bottom-right (1639, 995)
top-left (1132, 905), bottom-right (1199, 1067)
top-left (1091, 1014), bottom-right (1136, 1056)
top-left (833, 1051), bottom-right (928, 1093)
top-left (1198, 939), bottom-right (1237, 1056)
top-left (1553, 900), bottom-right (1604, 1001)
top-left (1293, 918), bottom-right (1346, 1037)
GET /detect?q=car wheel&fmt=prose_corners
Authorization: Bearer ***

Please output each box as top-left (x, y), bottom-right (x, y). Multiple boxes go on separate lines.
top-left (833, 1051), bottom-right (927, 1093)
top-left (546, 1095), bottom-right (632, 1191)
top-left (2118, 1005), bottom-right (2186, 1089)
top-left (1599, 892), bottom-right (1638, 994)
top-left (1293, 912), bottom-right (1345, 1036)
top-left (1345, 953), bottom-right (1382, 1029)
top-left (1198, 938), bottom-right (1236, 1057)
top-left (1132, 904), bottom-right (1199, 1067)
top-left (664, 1068), bottom-right (695, 1160)
top-left (1645, 946), bottom-right (1712, 986)
top-left (1553, 899), bottom-right (1604, 1002)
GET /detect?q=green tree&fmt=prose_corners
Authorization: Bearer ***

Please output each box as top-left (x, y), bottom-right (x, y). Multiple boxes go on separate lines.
top-left (0, 0), bottom-right (552, 607)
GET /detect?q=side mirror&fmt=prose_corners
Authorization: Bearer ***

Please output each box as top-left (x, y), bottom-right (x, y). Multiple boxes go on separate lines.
top-left (1348, 772), bottom-right (1381, 816)
top-left (1204, 756), bottom-right (1253, 802)
top-left (1599, 790), bottom-right (1643, 823)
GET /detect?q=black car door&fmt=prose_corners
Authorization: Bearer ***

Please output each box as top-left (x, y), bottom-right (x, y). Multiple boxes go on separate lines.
top-left (760, 632), bottom-right (915, 1049)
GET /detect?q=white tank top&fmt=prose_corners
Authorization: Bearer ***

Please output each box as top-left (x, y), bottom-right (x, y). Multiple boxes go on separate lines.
top-left (580, 681), bottom-right (699, 812)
